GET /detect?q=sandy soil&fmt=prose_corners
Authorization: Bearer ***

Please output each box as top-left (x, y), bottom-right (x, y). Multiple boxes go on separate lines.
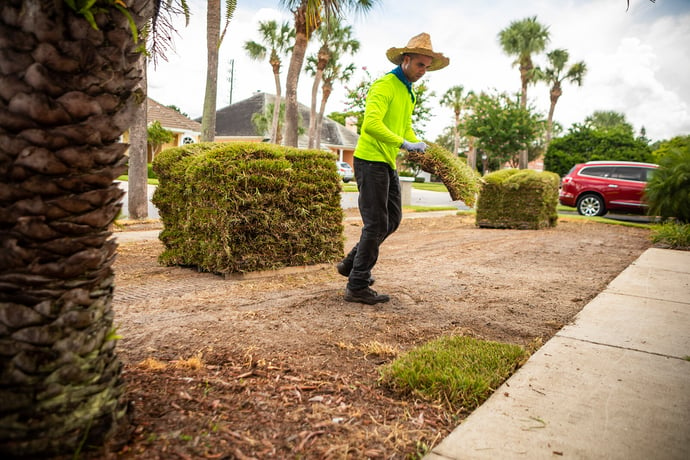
top-left (96, 211), bottom-right (651, 459)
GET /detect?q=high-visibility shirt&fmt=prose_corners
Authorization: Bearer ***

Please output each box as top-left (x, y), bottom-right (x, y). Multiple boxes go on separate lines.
top-left (354, 73), bottom-right (419, 170)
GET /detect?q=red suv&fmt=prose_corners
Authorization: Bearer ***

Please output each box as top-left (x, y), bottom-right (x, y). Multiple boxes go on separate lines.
top-left (559, 161), bottom-right (658, 216)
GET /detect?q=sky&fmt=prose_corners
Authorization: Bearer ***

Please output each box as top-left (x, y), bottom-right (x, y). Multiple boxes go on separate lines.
top-left (147, 0), bottom-right (690, 143)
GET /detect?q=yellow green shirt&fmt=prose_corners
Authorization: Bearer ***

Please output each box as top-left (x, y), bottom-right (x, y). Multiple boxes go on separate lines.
top-left (354, 73), bottom-right (419, 170)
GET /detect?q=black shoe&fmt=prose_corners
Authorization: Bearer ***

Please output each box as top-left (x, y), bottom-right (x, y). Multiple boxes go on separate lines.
top-left (336, 262), bottom-right (375, 286)
top-left (344, 287), bottom-right (390, 305)
top-left (336, 261), bottom-right (351, 277)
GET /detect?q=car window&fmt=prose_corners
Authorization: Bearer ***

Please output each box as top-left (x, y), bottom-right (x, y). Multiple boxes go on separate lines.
top-left (580, 166), bottom-right (613, 178)
top-left (642, 168), bottom-right (656, 182)
top-left (612, 167), bottom-right (646, 182)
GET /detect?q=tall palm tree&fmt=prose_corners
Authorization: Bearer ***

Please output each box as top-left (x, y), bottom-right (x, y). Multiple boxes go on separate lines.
top-left (440, 85), bottom-right (473, 156)
top-left (498, 16), bottom-right (549, 168)
top-left (244, 20), bottom-right (294, 144)
top-left (315, 55), bottom-right (356, 147)
top-left (279, 0), bottom-right (380, 147)
top-left (534, 49), bottom-right (587, 147)
top-left (305, 17), bottom-right (359, 148)
top-left (201, 0), bottom-right (237, 142)
top-left (128, 54), bottom-right (149, 220)
top-left (0, 0), bottom-right (156, 456)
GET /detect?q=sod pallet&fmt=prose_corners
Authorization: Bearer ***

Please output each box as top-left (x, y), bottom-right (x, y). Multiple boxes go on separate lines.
top-left (476, 169), bottom-right (559, 230)
top-left (406, 142), bottom-right (482, 207)
top-left (152, 142), bottom-right (344, 274)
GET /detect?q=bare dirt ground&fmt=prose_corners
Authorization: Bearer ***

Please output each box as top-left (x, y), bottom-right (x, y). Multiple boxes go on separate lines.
top-left (99, 211), bottom-right (651, 459)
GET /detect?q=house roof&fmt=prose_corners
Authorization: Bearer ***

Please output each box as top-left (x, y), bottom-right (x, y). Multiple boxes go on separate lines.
top-left (204, 92), bottom-right (359, 148)
top-left (147, 98), bottom-right (202, 133)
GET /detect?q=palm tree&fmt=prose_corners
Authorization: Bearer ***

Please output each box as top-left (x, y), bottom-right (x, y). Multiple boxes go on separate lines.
top-left (279, 0), bottom-right (380, 147)
top-left (252, 101), bottom-right (286, 144)
top-left (498, 16), bottom-right (550, 168)
top-left (244, 20), bottom-right (294, 144)
top-left (315, 56), bottom-right (356, 147)
top-left (128, 55), bottom-right (150, 219)
top-left (201, 0), bottom-right (237, 142)
top-left (585, 110), bottom-right (635, 135)
top-left (440, 85), bottom-right (474, 156)
top-left (305, 16), bottom-right (359, 148)
top-left (0, 0), bottom-right (157, 456)
top-left (534, 49), bottom-right (586, 147)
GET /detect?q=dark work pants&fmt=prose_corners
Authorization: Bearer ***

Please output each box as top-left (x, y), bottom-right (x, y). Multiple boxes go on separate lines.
top-left (344, 157), bottom-right (402, 291)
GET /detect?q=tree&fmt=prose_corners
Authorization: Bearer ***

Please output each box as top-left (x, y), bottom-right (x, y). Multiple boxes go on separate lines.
top-left (339, 67), bottom-right (434, 137)
top-left (315, 55), bottom-right (356, 147)
top-left (128, 3), bottom-right (190, 221)
top-left (584, 110), bottom-right (634, 135)
top-left (251, 102), bottom-right (285, 144)
top-left (244, 20), bottom-right (294, 144)
top-left (279, 0), bottom-right (380, 147)
top-left (439, 85), bottom-right (473, 155)
top-left (305, 16), bottom-right (359, 148)
top-left (128, 55), bottom-right (149, 219)
top-left (651, 135), bottom-right (690, 164)
top-left (534, 49), bottom-right (586, 147)
top-left (645, 147), bottom-right (690, 223)
top-left (167, 104), bottom-right (189, 117)
top-left (498, 16), bottom-right (550, 168)
top-left (460, 91), bottom-right (545, 171)
top-left (544, 124), bottom-right (653, 177)
top-left (147, 120), bottom-right (174, 157)
top-left (201, 0), bottom-right (237, 142)
top-left (0, 0), bottom-right (156, 456)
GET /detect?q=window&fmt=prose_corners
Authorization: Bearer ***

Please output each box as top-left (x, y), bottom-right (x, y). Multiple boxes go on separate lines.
top-left (580, 166), bottom-right (613, 178)
top-left (612, 167), bottom-right (646, 182)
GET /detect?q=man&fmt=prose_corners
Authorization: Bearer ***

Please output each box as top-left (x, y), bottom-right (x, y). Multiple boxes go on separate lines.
top-left (337, 33), bottom-right (449, 305)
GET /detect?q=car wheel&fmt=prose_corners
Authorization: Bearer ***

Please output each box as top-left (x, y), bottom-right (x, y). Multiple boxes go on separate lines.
top-left (343, 178), bottom-right (350, 183)
top-left (577, 194), bottom-right (606, 217)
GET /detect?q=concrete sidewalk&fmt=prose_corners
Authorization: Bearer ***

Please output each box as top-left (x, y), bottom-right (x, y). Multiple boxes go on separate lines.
top-left (425, 248), bottom-right (690, 460)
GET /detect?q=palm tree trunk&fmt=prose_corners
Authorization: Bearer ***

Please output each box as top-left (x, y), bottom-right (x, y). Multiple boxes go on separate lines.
top-left (546, 85), bottom-right (562, 148)
top-left (315, 82), bottom-right (333, 148)
top-left (453, 113), bottom-right (460, 155)
top-left (0, 0), bottom-right (153, 456)
top-left (468, 137), bottom-right (477, 170)
top-left (519, 61), bottom-right (531, 169)
top-left (271, 71), bottom-right (282, 144)
top-left (128, 54), bottom-right (149, 219)
top-left (201, 0), bottom-right (221, 142)
top-left (284, 3), bottom-right (309, 147)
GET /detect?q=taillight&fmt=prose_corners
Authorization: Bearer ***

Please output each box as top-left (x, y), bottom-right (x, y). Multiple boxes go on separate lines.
top-left (562, 177), bottom-right (572, 184)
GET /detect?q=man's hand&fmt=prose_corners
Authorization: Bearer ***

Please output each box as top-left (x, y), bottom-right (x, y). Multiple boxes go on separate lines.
top-left (401, 140), bottom-right (428, 153)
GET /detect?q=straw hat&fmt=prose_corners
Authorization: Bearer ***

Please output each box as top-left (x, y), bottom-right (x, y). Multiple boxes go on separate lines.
top-left (386, 32), bottom-right (449, 71)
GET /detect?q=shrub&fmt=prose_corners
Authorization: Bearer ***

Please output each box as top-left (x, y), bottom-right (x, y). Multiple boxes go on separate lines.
top-left (147, 163), bottom-right (157, 180)
top-left (476, 169), bottom-right (559, 229)
top-left (545, 126), bottom-right (653, 177)
top-left (650, 222), bottom-right (690, 250)
top-left (152, 142), bottom-right (344, 274)
top-left (645, 147), bottom-right (690, 223)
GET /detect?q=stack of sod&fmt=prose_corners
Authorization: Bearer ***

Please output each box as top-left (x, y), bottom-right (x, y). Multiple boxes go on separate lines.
top-left (406, 142), bottom-right (482, 207)
top-left (475, 169), bottom-right (559, 230)
top-left (152, 142), bottom-right (344, 274)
